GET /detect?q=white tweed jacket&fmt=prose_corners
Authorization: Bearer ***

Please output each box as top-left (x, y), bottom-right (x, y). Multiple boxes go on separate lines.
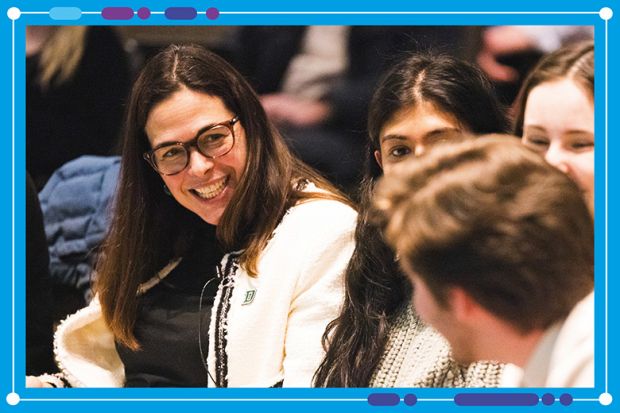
top-left (52, 195), bottom-right (357, 387)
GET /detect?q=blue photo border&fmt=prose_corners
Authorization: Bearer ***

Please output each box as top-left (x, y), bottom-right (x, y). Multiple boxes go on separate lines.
top-left (1, 0), bottom-right (616, 412)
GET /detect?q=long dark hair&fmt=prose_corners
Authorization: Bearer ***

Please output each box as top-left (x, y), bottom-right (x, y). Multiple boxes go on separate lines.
top-left (513, 41), bottom-right (593, 136)
top-left (314, 53), bottom-right (509, 387)
top-left (97, 44), bottom-right (351, 349)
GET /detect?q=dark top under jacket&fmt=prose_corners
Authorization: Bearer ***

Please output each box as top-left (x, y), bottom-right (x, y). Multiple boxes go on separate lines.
top-left (117, 226), bottom-right (223, 387)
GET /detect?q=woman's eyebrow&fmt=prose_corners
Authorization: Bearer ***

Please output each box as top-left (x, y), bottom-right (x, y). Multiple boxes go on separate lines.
top-left (563, 129), bottom-right (595, 136)
top-left (381, 134), bottom-right (409, 144)
top-left (422, 127), bottom-right (460, 141)
top-left (523, 125), bottom-right (546, 132)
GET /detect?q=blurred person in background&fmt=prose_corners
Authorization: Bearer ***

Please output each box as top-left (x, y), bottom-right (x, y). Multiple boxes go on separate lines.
top-left (514, 41), bottom-right (594, 215)
top-left (477, 25), bottom-right (592, 105)
top-left (26, 26), bottom-right (131, 190)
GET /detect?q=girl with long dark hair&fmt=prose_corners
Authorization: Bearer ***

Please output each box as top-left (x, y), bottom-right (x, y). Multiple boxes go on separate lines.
top-left (315, 53), bottom-right (509, 387)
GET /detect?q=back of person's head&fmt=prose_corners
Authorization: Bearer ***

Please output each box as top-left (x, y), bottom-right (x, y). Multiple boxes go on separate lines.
top-left (374, 135), bottom-right (594, 333)
top-left (514, 41), bottom-right (594, 136)
top-left (366, 53), bottom-right (508, 179)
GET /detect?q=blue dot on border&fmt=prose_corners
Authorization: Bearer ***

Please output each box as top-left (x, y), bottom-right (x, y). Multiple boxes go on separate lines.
top-left (559, 393), bottom-right (573, 406)
top-left (403, 394), bottom-right (417, 406)
top-left (541, 393), bottom-right (555, 406)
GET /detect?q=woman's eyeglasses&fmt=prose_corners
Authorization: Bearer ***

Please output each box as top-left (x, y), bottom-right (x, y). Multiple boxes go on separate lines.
top-left (144, 116), bottom-right (239, 176)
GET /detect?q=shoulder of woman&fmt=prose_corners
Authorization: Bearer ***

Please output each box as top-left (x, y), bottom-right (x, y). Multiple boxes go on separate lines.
top-left (291, 182), bottom-right (357, 222)
top-left (282, 197), bottom-right (357, 238)
top-left (295, 195), bottom-right (356, 216)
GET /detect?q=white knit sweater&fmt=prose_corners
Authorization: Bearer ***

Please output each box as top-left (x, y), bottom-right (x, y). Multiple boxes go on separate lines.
top-left (51, 196), bottom-right (356, 387)
top-left (370, 305), bottom-right (504, 388)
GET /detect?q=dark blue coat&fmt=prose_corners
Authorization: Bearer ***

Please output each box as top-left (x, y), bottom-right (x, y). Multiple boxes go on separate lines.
top-left (39, 156), bottom-right (120, 302)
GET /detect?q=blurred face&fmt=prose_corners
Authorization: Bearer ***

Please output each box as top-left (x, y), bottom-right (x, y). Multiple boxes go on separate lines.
top-left (408, 272), bottom-right (479, 364)
top-left (522, 78), bottom-right (594, 213)
top-left (375, 101), bottom-right (462, 177)
top-left (145, 88), bottom-right (247, 225)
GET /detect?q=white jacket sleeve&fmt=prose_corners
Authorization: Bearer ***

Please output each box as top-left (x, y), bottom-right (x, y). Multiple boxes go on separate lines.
top-left (281, 201), bottom-right (356, 387)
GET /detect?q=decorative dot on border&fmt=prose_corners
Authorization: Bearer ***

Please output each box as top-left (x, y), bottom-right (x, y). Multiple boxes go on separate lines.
top-left (7, 7), bottom-right (21, 20)
top-left (599, 393), bottom-right (613, 406)
top-left (403, 394), bottom-right (417, 406)
top-left (559, 393), bottom-right (573, 406)
top-left (206, 7), bottom-right (220, 20)
top-left (137, 7), bottom-right (151, 19)
top-left (6, 393), bottom-right (20, 406)
top-left (600, 7), bottom-right (613, 20)
top-left (541, 393), bottom-right (555, 406)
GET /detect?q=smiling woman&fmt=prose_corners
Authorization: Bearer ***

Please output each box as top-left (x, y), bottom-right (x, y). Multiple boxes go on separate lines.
top-left (144, 90), bottom-right (246, 225)
top-left (27, 44), bottom-right (356, 388)
top-left (514, 41), bottom-right (594, 215)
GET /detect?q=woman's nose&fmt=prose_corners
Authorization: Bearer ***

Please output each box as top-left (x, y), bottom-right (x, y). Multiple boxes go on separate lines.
top-left (414, 145), bottom-right (426, 157)
top-left (545, 144), bottom-right (571, 175)
top-left (186, 148), bottom-right (214, 176)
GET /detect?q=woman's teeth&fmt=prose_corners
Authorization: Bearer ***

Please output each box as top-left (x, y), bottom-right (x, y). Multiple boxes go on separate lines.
top-left (193, 177), bottom-right (227, 199)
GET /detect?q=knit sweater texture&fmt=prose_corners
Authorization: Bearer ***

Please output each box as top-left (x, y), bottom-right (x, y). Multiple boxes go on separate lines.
top-left (370, 305), bottom-right (504, 387)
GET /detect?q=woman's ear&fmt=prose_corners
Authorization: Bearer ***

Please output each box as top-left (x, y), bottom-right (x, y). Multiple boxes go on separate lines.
top-left (374, 150), bottom-right (383, 170)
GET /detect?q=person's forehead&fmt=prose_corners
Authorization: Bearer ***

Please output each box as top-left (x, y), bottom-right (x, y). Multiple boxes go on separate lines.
top-left (145, 90), bottom-right (232, 145)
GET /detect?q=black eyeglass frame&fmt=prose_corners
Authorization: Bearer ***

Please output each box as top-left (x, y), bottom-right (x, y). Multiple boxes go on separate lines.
top-left (143, 116), bottom-right (239, 176)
